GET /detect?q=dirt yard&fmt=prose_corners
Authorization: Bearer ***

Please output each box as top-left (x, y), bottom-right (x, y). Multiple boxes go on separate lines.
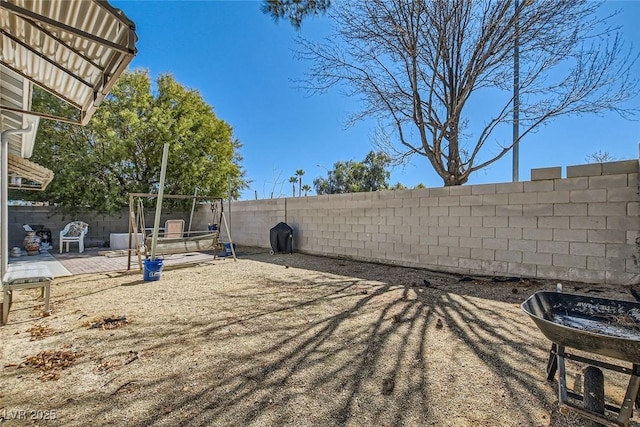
top-left (1, 248), bottom-right (638, 426)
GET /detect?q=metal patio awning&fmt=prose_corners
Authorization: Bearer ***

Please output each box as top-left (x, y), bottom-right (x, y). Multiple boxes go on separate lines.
top-left (0, 0), bottom-right (138, 127)
top-left (0, 0), bottom-right (137, 187)
top-left (0, 65), bottom-right (37, 159)
top-left (7, 151), bottom-right (52, 190)
top-left (0, 0), bottom-right (138, 282)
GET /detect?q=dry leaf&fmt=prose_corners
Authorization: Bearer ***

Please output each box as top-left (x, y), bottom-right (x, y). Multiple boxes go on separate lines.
top-left (27, 323), bottom-right (53, 341)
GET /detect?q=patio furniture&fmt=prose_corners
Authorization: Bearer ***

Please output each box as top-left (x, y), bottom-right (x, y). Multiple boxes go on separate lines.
top-left (59, 221), bottom-right (88, 253)
top-left (164, 219), bottom-right (184, 238)
top-left (2, 264), bottom-right (53, 325)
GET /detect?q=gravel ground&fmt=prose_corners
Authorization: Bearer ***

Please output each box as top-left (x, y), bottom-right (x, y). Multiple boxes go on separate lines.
top-left (1, 248), bottom-right (638, 427)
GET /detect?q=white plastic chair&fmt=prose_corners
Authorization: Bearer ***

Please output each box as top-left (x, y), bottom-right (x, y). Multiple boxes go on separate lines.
top-left (59, 221), bottom-right (88, 253)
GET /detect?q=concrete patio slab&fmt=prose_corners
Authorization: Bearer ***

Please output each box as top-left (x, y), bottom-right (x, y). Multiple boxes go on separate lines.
top-left (8, 247), bottom-right (233, 277)
top-left (9, 250), bottom-right (72, 277)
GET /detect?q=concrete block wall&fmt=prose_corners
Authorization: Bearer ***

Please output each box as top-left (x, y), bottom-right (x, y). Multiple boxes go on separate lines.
top-left (9, 158), bottom-right (637, 285)
top-left (222, 199), bottom-right (285, 247)
top-left (8, 206), bottom-right (192, 250)
top-left (219, 159), bottom-right (639, 286)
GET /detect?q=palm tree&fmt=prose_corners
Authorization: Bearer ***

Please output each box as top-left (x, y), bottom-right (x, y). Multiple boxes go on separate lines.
top-left (288, 176), bottom-right (297, 197)
top-left (302, 184), bottom-right (312, 196)
top-left (295, 169), bottom-right (305, 197)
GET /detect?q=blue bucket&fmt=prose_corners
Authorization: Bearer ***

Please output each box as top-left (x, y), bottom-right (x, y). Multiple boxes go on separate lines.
top-left (224, 243), bottom-right (235, 257)
top-left (143, 258), bottom-right (164, 282)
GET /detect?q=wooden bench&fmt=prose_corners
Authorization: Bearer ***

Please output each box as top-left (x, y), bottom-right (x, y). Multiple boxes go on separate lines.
top-left (2, 264), bottom-right (53, 325)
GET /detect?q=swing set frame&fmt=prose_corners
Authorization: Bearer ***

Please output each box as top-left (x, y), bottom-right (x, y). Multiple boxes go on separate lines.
top-left (126, 192), bottom-right (235, 271)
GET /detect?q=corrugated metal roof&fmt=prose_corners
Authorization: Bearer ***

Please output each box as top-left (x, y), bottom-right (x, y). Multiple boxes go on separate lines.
top-left (0, 0), bottom-right (136, 191)
top-left (0, 0), bottom-right (137, 126)
top-left (7, 151), bottom-right (53, 190)
top-left (0, 65), bottom-right (37, 157)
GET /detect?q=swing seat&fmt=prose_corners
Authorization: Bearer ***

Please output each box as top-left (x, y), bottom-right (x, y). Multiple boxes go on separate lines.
top-left (144, 232), bottom-right (219, 256)
top-left (128, 195), bottom-right (235, 272)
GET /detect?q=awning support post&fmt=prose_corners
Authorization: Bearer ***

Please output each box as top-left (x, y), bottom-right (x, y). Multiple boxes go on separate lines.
top-left (0, 124), bottom-right (33, 281)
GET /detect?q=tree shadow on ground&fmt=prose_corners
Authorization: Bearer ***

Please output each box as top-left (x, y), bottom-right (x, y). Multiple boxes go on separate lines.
top-left (3, 249), bottom-right (637, 427)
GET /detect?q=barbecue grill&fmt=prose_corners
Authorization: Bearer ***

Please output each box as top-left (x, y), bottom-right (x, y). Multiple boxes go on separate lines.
top-left (522, 291), bottom-right (640, 427)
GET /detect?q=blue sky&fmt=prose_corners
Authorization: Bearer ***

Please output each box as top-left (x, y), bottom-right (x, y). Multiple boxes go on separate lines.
top-left (112, 0), bottom-right (640, 200)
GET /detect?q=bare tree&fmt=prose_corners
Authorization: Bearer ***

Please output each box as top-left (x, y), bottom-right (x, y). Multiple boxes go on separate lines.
top-left (296, 0), bottom-right (638, 186)
top-left (264, 168), bottom-right (285, 199)
top-left (586, 150), bottom-right (616, 163)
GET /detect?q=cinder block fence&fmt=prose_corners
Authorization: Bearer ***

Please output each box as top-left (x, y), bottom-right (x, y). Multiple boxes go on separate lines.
top-left (7, 208), bottom-right (197, 251)
top-left (8, 159), bottom-right (639, 285)
top-left (223, 160), bottom-right (639, 286)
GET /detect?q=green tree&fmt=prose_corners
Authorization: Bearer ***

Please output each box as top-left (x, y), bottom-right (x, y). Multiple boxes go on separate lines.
top-left (298, 0), bottom-right (638, 186)
top-left (289, 176), bottom-right (298, 197)
top-left (295, 169), bottom-right (305, 196)
top-left (390, 183), bottom-right (408, 190)
top-left (313, 151), bottom-right (391, 194)
top-left (12, 70), bottom-right (247, 213)
top-left (262, 0), bottom-right (330, 28)
top-left (302, 184), bottom-right (312, 196)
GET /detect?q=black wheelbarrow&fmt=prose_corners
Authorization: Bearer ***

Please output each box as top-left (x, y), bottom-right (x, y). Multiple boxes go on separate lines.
top-left (522, 291), bottom-right (640, 427)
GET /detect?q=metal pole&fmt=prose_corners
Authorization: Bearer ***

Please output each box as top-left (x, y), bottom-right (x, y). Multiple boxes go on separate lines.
top-left (512, 0), bottom-right (520, 182)
top-left (150, 143), bottom-right (169, 261)
top-left (188, 188), bottom-right (198, 235)
top-left (1, 131), bottom-right (10, 281)
top-left (1, 124), bottom-right (33, 280)
top-left (227, 174), bottom-right (231, 232)
top-left (221, 210), bottom-right (236, 261)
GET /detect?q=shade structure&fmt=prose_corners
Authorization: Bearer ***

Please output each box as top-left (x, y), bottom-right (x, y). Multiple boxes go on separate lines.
top-left (0, 0), bottom-right (138, 126)
top-left (0, 66), bottom-right (37, 160)
top-left (0, 0), bottom-right (137, 284)
top-left (7, 152), bottom-right (53, 190)
top-left (0, 0), bottom-right (138, 182)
